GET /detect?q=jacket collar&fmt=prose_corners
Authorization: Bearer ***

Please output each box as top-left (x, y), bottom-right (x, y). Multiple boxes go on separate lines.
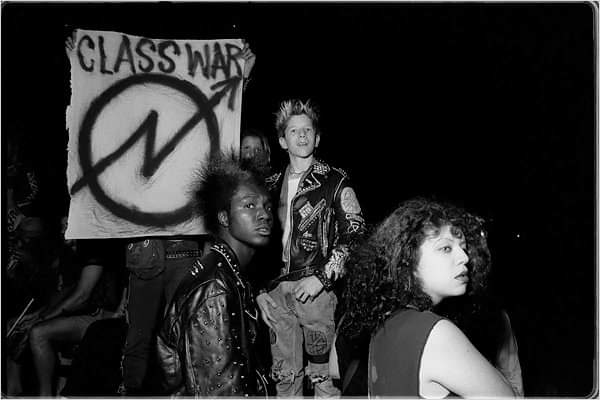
top-left (211, 238), bottom-right (241, 278)
top-left (268, 159), bottom-right (331, 195)
top-left (293, 159), bottom-right (330, 196)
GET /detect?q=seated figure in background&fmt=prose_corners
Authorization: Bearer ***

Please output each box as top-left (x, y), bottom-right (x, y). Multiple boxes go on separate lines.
top-left (7, 235), bottom-right (126, 396)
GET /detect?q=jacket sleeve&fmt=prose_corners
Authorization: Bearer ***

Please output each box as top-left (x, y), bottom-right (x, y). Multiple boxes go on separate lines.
top-left (323, 175), bottom-right (366, 281)
top-left (186, 280), bottom-right (247, 396)
top-left (157, 300), bottom-right (184, 395)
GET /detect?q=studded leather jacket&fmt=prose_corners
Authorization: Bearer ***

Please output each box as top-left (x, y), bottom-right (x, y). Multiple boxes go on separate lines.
top-left (157, 240), bottom-right (263, 397)
top-left (264, 159), bottom-right (366, 290)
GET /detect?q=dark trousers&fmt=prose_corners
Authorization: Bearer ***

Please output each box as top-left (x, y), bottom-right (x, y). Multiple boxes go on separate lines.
top-left (61, 318), bottom-right (128, 396)
top-left (122, 239), bottom-right (202, 392)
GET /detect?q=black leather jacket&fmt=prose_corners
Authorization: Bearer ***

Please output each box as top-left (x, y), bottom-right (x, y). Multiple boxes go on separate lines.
top-left (265, 159), bottom-right (366, 289)
top-left (157, 240), bottom-right (262, 396)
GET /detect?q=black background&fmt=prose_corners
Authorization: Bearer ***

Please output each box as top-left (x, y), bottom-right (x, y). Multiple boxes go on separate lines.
top-left (2, 2), bottom-right (596, 396)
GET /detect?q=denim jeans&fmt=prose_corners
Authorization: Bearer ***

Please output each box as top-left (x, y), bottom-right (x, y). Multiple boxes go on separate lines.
top-left (268, 281), bottom-right (340, 398)
top-left (122, 239), bottom-right (201, 392)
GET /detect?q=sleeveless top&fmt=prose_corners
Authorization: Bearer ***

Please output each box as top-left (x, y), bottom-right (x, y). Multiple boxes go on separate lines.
top-left (368, 308), bottom-right (444, 397)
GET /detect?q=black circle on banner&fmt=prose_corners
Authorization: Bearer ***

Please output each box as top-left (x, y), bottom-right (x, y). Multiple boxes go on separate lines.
top-left (77, 73), bottom-right (220, 227)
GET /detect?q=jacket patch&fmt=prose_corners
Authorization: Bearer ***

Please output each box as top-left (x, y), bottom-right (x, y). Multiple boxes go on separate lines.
top-left (298, 199), bottom-right (326, 232)
top-left (299, 202), bottom-right (314, 219)
top-left (340, 187), bottom-right (361, 214)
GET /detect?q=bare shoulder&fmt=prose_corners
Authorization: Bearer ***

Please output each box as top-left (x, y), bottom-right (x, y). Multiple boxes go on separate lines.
top-left (421, 319), bottom-right (515, 397)
top-left (427, 319), bottom-right (470, 350)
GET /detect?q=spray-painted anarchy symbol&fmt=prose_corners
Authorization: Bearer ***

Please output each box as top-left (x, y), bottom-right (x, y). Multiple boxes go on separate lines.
top-left (70, 73), bottom-right (241, 227)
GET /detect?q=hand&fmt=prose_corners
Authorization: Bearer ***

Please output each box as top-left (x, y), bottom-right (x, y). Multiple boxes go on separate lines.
top-left (65, 30), bottom-right (77, 55)
top-left (294, 276), bottom-right (324, 303)
top-left (256, 292), bottom-right (278, 330)
top-left (7, 311), bottom-right (41, 336)
top-left (240, 40), bottom-right (256, 79)
top-left (109, 288), bottom-right (128, 320)
top-left (20, 311), bottom-right (41, 325)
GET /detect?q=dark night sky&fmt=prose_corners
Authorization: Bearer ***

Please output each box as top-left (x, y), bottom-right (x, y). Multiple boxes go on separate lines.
top-left (2, 2), bottom-right (596, 396)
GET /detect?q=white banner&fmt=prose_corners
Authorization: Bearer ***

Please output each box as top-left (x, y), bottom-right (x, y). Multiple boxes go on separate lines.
top-left (66, 29), bottom-right (244, 238)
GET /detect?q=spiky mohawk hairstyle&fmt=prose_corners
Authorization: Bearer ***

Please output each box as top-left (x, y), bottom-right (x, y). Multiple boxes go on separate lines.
top-left (193, 152), bottom-right (266, 235)
top-left (274, 99), bottom-right (320, 138)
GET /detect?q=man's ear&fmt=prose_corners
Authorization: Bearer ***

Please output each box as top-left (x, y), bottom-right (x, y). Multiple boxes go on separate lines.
top-left (217, 210), bottom-right (229, 227)
top-left (315, 133), bottom-right (321, 148)
top-left (278, 136), bottom-right (288, 150)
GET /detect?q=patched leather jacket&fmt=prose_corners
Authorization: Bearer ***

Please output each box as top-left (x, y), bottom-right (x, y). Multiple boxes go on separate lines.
top-left (157, 240), bottom-right (263, 397)
top-left (265, 159), bottom-right (366, 289)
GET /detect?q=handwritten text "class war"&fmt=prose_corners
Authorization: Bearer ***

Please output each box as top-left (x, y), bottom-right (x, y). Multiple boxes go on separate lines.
top-left (76, 34), bottom-right (244, 80)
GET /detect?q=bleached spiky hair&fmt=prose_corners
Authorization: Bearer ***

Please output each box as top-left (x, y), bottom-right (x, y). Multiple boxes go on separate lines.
top-left (274, 99), bottom-right (320, 138)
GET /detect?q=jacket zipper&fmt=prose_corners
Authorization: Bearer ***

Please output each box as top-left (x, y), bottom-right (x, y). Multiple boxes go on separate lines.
top-left (284, 166), bottom-right (310, 274)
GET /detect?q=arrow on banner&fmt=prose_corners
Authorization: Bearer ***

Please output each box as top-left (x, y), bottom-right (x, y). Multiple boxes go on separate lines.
top-left (71, 74), bottom-right (242, 194)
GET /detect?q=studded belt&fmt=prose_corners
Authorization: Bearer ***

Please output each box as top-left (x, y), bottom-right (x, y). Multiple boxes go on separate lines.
top-left (267, 266), bottom-right (321, 291)
top-left (165, 250), bottom-right (202, 259)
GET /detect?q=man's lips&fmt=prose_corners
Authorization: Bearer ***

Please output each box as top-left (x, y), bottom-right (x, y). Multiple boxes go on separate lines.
top-left (256, 225), bottom-right (272, 235)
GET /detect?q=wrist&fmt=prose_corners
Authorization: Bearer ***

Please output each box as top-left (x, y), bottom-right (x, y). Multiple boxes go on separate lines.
top-left (313, 270), bottom-right (333, 291)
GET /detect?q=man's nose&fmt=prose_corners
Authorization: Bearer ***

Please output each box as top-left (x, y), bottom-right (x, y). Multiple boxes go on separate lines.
top-left (257, 206), bottom-right (272, 221)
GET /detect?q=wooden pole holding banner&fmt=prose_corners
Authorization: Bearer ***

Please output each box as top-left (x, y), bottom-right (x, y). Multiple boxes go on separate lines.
top-left (6, 298), bottom-right (35, 338)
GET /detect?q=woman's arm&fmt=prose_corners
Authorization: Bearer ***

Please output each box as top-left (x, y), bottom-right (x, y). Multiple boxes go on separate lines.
top-left (421, 319), bottom-right (516, 398)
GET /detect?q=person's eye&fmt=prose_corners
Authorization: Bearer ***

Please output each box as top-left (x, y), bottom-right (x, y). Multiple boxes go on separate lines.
top-left (440, 246), bottom-right (452, 253)
top-left (246, 202), bottom-right (255, 209)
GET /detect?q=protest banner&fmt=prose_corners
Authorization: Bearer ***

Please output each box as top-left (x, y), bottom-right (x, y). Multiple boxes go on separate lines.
top-left (66, 29), bottom-right (245, 238)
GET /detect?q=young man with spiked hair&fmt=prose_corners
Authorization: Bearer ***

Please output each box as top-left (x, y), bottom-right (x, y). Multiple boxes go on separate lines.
top-left (157, 155), bottom-right (273, 396)
top-left (256, 99), bottom-right (366, 397)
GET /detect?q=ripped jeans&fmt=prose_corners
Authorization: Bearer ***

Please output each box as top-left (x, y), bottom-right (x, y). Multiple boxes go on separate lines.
top-left (268, 281), bottom-right (340, 398)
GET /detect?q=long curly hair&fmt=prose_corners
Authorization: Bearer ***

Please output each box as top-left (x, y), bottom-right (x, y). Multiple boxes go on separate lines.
top-left (193, 152), bottom-right (267, 235)
top-left (340, 198), bottom-right (491, 340)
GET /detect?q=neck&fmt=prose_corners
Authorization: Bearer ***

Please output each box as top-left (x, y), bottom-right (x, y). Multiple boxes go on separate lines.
top-left (218, 231), bottom-right (255, 273)
top-left (288, 155), bottom-right (314, 175)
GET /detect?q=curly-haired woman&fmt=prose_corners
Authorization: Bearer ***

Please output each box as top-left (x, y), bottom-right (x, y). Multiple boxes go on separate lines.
top-left (338, 198), bottom-right (515, 397)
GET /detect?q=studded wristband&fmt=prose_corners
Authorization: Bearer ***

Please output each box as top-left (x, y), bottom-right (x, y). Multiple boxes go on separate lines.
top-left (314, 270), bottom-right (333, 291)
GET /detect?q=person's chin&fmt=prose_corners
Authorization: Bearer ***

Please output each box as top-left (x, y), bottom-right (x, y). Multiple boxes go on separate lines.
top-left (454, 286), bottom-right (467, 296)
top-left (292, 148), bottom-right (314, 158)
top-left (252, 235), bottom-right (270, 246)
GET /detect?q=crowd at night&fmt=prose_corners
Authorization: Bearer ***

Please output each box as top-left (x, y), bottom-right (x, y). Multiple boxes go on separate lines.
top-left (2, 2), bottom-right (596, 397)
